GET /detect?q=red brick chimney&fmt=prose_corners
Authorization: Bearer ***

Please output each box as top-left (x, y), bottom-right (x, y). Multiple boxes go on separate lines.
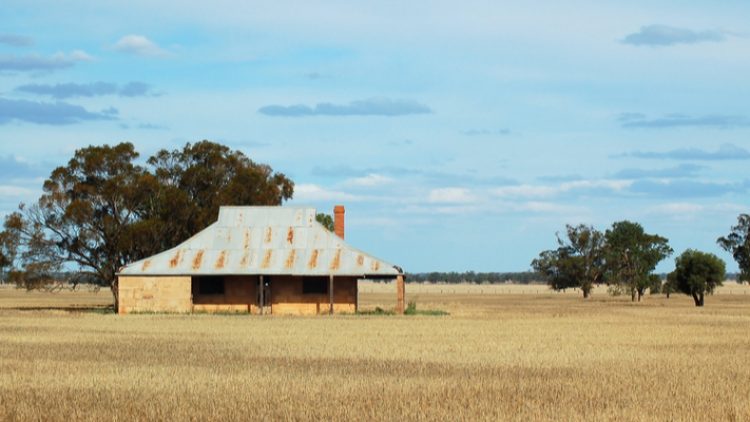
top-left (333, 205), bottom-right (345, 239)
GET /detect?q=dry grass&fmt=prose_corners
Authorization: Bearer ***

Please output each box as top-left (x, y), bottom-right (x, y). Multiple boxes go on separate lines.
top-left (1, 282), bottom-right (749, 421)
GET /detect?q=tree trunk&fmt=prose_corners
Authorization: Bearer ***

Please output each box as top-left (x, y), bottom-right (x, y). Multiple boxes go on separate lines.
top-left (666, 290), bottom-right (670, 299)
top-left (692, 292), bottom-right (704, 307)
top-left (582, 282), bottom-right (592, 299)
top-left (110, 278), bottom-right (119, 312)
top-left (631, 288), bottom-right (637, 302)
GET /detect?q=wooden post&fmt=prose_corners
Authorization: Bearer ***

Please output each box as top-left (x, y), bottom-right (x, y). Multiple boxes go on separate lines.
top-left (329, 274), bottom-right (334, 315)
top-left (259, 275), bottom-right (264, 315)
top-left (396, 274), bottom-right (405, 314)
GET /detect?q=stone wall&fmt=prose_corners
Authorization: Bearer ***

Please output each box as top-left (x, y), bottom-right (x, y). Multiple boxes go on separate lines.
top-left (118, 276), bottom-right (192, 314)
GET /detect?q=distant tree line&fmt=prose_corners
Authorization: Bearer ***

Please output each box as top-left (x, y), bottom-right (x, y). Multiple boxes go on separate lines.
top-left (531, 218), bottom-right (750, 307)
top-left (405, 271), bottom-right (542, 284)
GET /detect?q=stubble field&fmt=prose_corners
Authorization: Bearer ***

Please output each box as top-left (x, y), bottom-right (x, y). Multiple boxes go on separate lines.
top-left (1, 282), bottom-right (749, 421)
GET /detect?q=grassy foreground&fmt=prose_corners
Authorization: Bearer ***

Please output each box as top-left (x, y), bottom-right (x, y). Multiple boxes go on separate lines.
top-left (1, 283), bottom-right (749, 421)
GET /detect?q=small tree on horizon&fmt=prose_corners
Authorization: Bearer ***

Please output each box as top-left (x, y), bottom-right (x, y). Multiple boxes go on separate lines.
top-left (717, 214), bottom-right (750, 283)
top-left (669, 249), bottom-right (725, 307)
top-left (604, 220), bottom-right (672, 302)
top-left (531, 224), bottom-right (605, 298)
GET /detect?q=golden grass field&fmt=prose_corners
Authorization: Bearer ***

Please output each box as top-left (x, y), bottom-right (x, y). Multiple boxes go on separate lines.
top-left (1, 281), bottom-right (749, 421)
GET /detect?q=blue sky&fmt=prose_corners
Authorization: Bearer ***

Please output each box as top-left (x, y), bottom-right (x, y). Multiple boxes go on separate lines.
top-left (1, 1), bottom-right (749, 272)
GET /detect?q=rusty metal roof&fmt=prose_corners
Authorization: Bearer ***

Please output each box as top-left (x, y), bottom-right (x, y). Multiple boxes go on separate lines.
top-left (118, 206), bottom-right (401, 277)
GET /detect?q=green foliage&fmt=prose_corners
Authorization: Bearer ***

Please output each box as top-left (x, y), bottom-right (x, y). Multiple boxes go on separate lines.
top-left (648, 274), bottom-right (663, 294)
top-left (404, 300), bottom-right (417, 314)
top-left (717, 214), bottom-right (750, 283)
top-left (0, 140), bottom-right (295, 306)
top-left (531, 224), bottom-right (605, 298)
top-left (315, 213), bottom-right (334, 232)
top-left (357, 307), bottom-right (395, 316)
top-left (143, 140), bottom-right (295, 253)
top-left (669, 249), bottom-right (725, 307)
top-left (604, 221), bottom-right (672, 302)
top-left (2, 209), bottom-right (62, 289)
top-left (663, 272), bottom-right (677, 298)
top-left (402, 301), bottom-right (448, 316)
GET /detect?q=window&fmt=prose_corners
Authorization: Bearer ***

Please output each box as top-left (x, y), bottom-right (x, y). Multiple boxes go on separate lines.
top-left (197, 276), bottom-right (225, 295)
top-left (302, 277), bottom-right (328, 295)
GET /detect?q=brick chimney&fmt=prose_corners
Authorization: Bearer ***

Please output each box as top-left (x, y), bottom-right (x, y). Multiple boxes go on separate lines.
top-left (333, 205), bottom-right (345, 239)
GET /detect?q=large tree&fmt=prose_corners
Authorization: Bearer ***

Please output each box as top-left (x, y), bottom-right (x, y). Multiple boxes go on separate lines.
top-left (2, 140), bottom-right (294, 307)
top-left (717, 214), bottom-right (750, 283)
top-left (143, 141), bottom-right (294, 252)
top-left (604, 221), bottom-right (672, 302)
top-left (532, 224), bottom-right (605, 298)
top-left (669, 249), bottom-right (725, 307)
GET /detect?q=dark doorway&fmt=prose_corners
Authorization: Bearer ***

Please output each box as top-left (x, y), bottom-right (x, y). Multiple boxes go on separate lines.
top-left (258, 277), bottom-right (272, 311)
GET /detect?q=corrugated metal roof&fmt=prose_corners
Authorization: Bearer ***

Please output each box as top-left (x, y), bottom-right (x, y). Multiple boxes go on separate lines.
top-left (118, 206), bottom-right (401, 277)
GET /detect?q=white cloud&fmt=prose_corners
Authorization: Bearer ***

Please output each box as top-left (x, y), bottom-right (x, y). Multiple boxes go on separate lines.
top-left (427, 187), bottom-right (476, 204)
top-left (293, 183), bottom-right (361, 202)
top-left (343, 173), bottom-right (394, 187)
top-left (492, 179), bottom-right (631, 199)
top-left (68, 50), bottom-right (94, 61)
top-left (112, 35), bottom-right (170, 57)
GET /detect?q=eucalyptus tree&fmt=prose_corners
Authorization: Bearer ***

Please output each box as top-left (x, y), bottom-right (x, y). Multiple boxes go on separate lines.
top-left (532, 224), bottom-right (606, 298)
top-left (604, 221), bottom-right (672, 302)
top-left (717, 214), bottom-right (750, 283)
top-left (0, 140), bottom-right (295, 307)
top-left (669, 249), bottom-right (725, 307)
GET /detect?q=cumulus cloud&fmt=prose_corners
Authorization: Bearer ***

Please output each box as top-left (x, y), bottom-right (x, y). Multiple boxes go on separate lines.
top-left (293, 184), bottom-right (362, 202)
top-left (112, 35), bottom-right (170, 57)
top-left (0, 51), bottom-right (91, 72)
top-left (492, 180), bottom-right (631, 199)
top-left (0, 34), bottom-right (33, 47)
top-left (258, 98), bottom-right (432, 117)
top-left (312, 164), bottom-right (516, 186)
top-left (611, 163), bottom-right (704, 179)
top-left (0, 97), bottom-right (116, 125)
top-left (15, 81), bottom-right (154, 99)
top-left (618, 113), bottom-right (750, 129)
top-left (622, 25), bottom-right (726, 46)
top-left (343, 173), bottom-right (394, 187)
top-left (619, 143), bottom-right (750, 161)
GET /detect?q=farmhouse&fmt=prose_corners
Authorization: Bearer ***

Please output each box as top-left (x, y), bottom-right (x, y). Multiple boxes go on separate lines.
top-left (116, 205), bottom-right (405, 315)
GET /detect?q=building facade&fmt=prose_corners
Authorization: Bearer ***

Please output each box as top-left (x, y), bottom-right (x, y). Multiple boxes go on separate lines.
top-left (116, 206), bottom-right (405, 315)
